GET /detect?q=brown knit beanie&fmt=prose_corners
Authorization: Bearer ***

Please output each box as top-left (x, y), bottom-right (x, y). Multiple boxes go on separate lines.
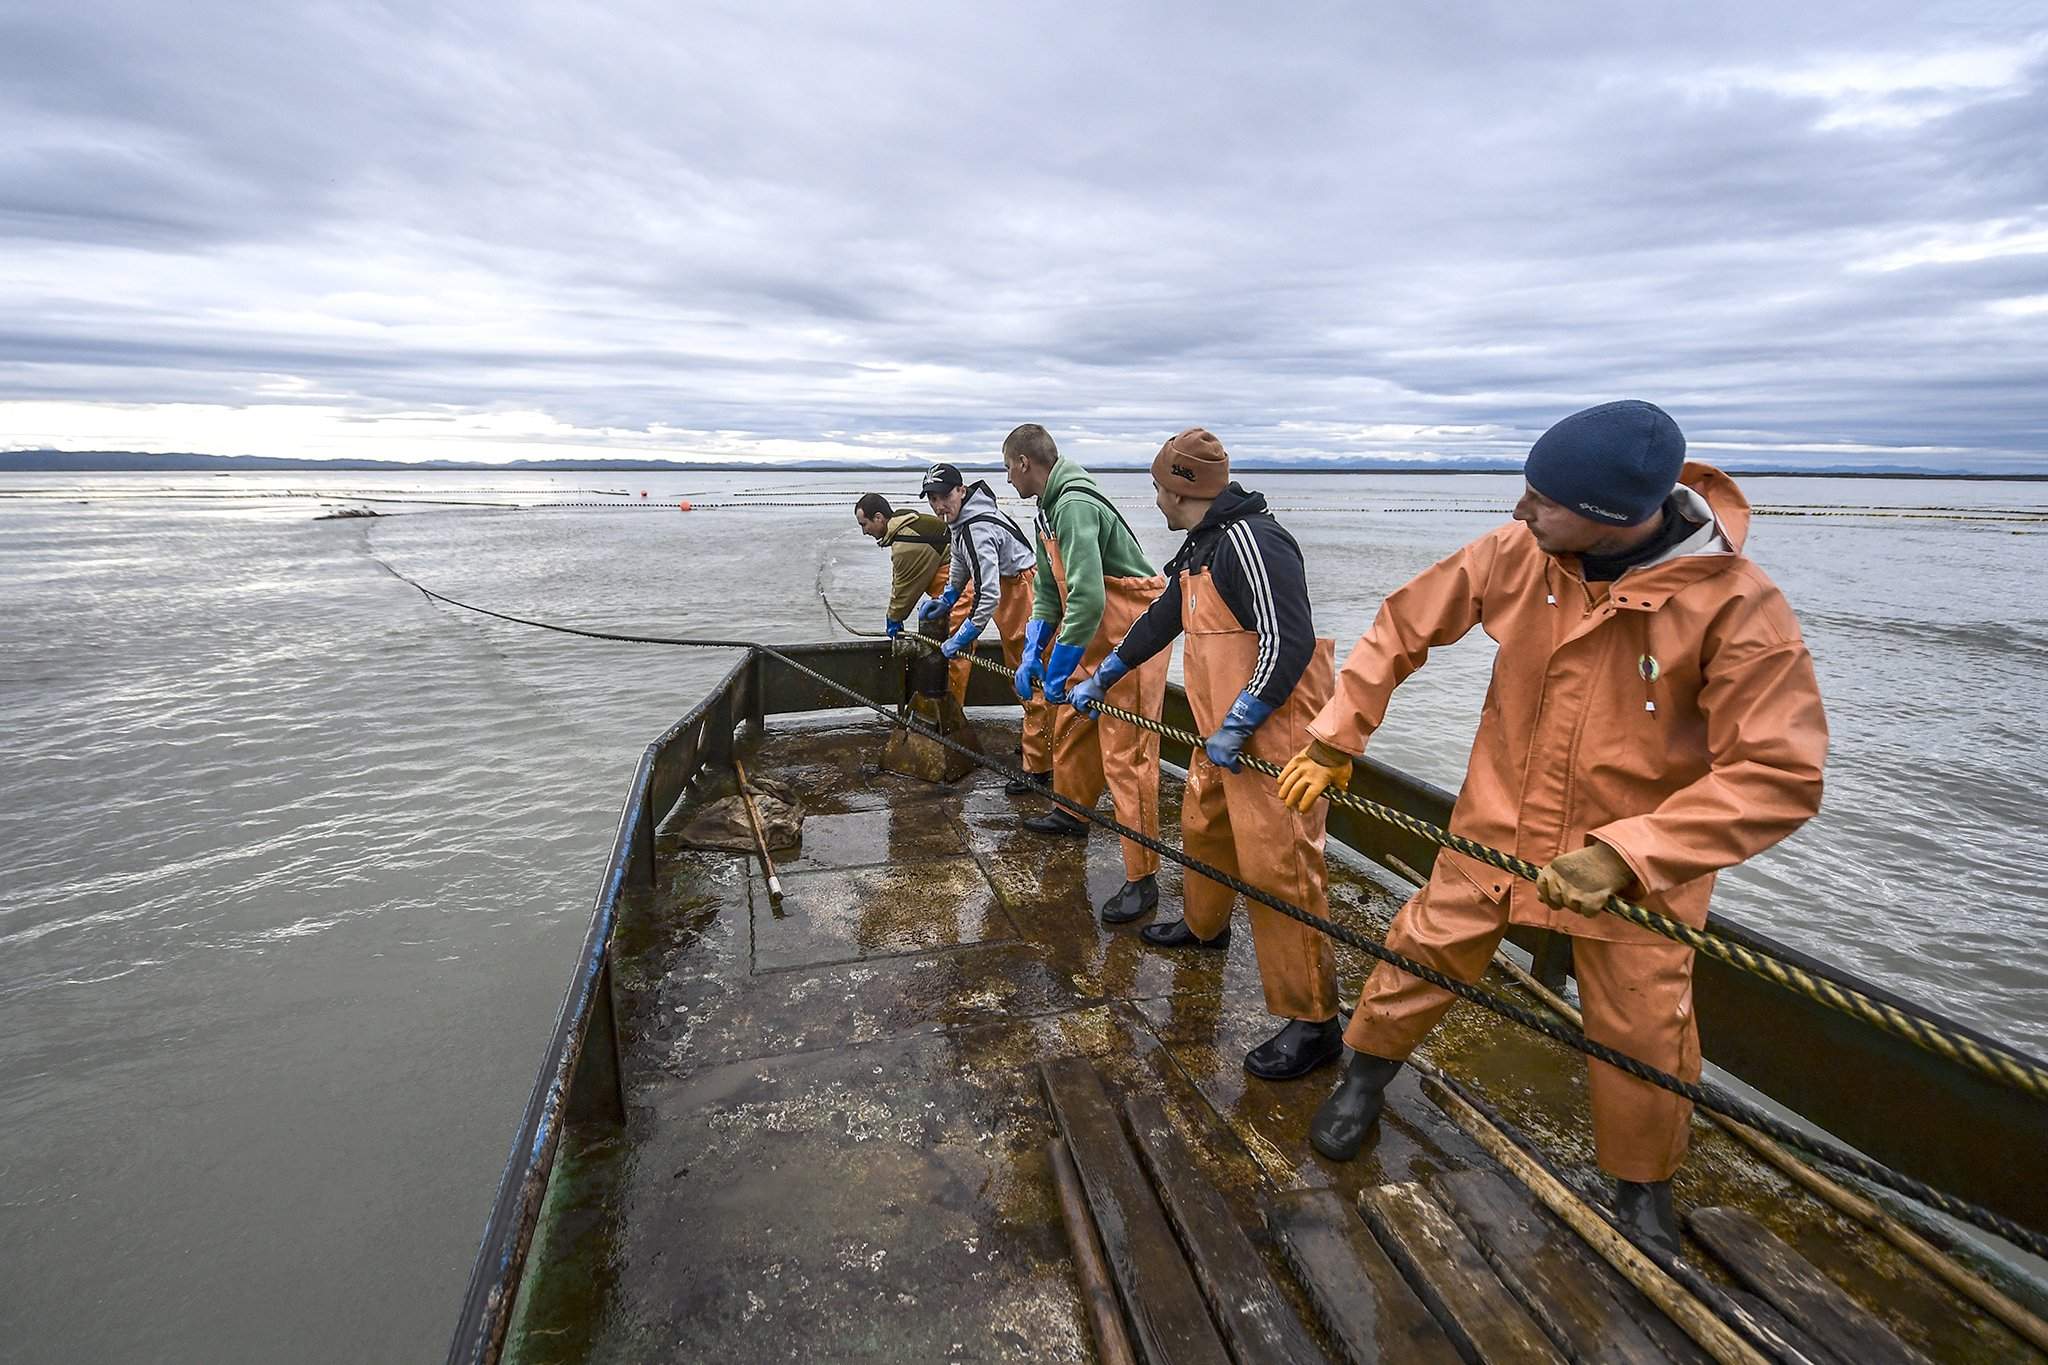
top-left (1151, 427), bottom-right (1229, 499)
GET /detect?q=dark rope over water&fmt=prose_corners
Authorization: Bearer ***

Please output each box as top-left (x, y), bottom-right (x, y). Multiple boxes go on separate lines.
top-left (389, 568), bottom-right (2048, 1259)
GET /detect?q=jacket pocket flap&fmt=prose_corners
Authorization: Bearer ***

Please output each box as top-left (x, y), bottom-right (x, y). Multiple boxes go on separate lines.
top-left (1435, 848), bottom-right (1512, 905)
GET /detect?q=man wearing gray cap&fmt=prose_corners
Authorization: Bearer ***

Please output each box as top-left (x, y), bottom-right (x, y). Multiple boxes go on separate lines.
top-left (1279, 400), bottom-right (1829, 1254)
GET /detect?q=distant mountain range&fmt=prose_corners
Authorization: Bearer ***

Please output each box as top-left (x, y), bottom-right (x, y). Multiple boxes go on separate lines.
top-left (3, 448), bottom-right (2043, 480)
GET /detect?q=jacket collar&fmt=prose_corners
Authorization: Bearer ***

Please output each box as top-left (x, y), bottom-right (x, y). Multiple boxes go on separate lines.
top-left (1040, 455), bottom-right (1101, 507)
top-left (959, 482), bottom-right (999, 518)
top-left (1558, 462), bottom-right (1748, 605)
top-left (1167, 483), bottom-right (1268, 573)
top-left (1193, 481), bottom-right (1266, 531)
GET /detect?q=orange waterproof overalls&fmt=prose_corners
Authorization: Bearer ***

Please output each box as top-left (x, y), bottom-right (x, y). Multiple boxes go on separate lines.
top-left (1041, 533), bottom-right (1168, 881)
top-left (989, 566), bottom-right (1054, 773)
top-left (1179, 568), bottom-right (1340, 1022)
top-left (922, 562), bottom-right (975, 705)
top-left (1313, 464), bottom-right (1827, 1181)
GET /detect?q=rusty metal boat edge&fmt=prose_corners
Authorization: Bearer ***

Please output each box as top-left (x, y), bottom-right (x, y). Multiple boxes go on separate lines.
top-left (445, 639), bottom-right (2048, 1365)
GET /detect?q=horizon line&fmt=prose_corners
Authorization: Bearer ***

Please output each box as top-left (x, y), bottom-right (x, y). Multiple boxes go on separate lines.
top-left (5, 448), bottom-right (2047, 481)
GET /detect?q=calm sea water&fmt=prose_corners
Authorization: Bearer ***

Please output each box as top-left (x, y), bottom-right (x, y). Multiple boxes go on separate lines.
top-left (2, 467), bottom-right (2043, 1360)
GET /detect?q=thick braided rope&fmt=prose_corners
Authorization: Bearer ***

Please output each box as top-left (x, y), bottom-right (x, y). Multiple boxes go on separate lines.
top-left (916, 636), bottom-right (2048, 1104)
top-left (396, 579), bottom-right (2048, 1256)
top-left (755, 642), bottom-right (2048, 1258)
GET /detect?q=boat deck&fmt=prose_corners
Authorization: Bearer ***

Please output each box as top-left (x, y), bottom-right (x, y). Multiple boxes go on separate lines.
top-left (501, 716), bottom-right (2036, 1364)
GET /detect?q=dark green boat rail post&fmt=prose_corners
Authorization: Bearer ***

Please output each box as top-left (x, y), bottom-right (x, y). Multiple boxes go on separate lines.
top-left (451, 640), bottom-right (2048, 1365)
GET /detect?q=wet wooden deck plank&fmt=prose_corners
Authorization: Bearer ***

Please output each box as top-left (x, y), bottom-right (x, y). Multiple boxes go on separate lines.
top-left (1121, 1095), bottom-right (1325, 1365)
top-left (1723, 1287), bottom-right (1849, 1365)
top-left (1039, 1056), bottom-right (1232, 1365)
top-left (1432, 1168), bottom-right (1709, 1365)
top-left (1688, 1207), bottom-right (1935, 1365)
top-left (1266, 1188), bottom-right (1462, 1365)
top-left (1358, 1181), bottom-right (1568, 1365)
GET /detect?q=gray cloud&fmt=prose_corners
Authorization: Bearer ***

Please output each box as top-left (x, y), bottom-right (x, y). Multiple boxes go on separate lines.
top-left (1, 0), bottom-right (2044, 468)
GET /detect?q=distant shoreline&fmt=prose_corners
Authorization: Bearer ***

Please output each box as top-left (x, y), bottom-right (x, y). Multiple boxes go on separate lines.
top-left (3, 449), bottom-right (2044, 481)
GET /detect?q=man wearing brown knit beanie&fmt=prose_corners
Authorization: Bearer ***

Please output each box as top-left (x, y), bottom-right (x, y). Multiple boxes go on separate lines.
top-left (1069, 428), bottom-right (1344, 1079)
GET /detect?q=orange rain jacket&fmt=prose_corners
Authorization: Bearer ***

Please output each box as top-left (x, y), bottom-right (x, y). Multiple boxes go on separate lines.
top-left (1308, 462), bottom-right (1828, 943)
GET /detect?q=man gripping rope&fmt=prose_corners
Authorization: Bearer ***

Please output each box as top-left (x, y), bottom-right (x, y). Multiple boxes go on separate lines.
top-left (919, 462), bottom-right (1054, 794)
top-left (853, 491), bottom-right (972, 704)
top-left (1278, 400), bottom-right (1828, 1254)
top-left (1072, 429), bottom-right (1344, 1079)
top-left (1002, 424), bottom-right (1170, 924)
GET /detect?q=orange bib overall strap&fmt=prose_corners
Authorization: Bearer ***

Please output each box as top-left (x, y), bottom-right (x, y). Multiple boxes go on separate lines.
top-left (924, 561), bottom-right (974, 704)
top-left (1179, 567), bottom-right (1339, 1021)
top-left (991, 567), bottom-right (1053, 773)
top-left (1041, 528), bottom-right (1168, 881)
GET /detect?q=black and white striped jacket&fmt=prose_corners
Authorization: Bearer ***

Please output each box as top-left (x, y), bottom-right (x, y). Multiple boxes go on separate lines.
top-left (1111, 483), bottom-right (1317, 709)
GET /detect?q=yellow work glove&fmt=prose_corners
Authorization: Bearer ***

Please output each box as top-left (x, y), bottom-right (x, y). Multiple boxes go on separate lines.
top-left (1535, 842), bottom-right (1635, 917)
top-left (1277, 738), bottom-right (1353, 813)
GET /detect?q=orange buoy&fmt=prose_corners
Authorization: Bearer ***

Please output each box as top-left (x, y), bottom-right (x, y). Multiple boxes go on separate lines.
top-left (678, 500), bottom-right (693, 511)
top-left (640, 490), bottom-right (648, 497)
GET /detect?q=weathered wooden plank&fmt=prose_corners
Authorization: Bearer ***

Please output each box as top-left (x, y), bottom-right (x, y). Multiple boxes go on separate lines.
top-left (1722, 1288), bottom-right (1850, 1365)
top-left (1358, 1181), bottom-right (1568, 1365)
top-left (1432, 1169), bottom-right (1707, 1364)
top-left (1049, 1138), bottom-right (1137, 1365)
top-left (1267, 1188), bottom-right (1462, 1365)
top-left (1121, 1096), bottom-right (1324, 1365)
top-left (1688, 1207), bottom-right (1934, 1365)
top-left (1038, 1057), bottom-right (1231, 1365)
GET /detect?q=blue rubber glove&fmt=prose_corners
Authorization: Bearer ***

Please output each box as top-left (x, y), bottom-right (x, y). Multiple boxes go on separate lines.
top-left (919, 588), bottom-right (959, 623)
top-left (940, 618), bottom-right (984, 659)
top-left (1067, 652), bottom-right (1129, 717)
top-left (1203, 690), bottom-right (1275, 772)
top-left (885, 618), bottom-right (903, 638)
top-left (1042, 641), bottom-right (1087, 704)
top-left (1014, 619), bottom-right (1054, 700)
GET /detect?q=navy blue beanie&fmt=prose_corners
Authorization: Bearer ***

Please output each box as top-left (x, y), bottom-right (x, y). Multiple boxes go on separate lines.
top-left (1523, 400), bottom-right (1686, 526)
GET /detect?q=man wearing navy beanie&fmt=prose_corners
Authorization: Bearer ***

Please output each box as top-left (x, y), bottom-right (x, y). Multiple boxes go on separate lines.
top-left (1278, 400), bottom-right (1829, 1255)
top-left (1525, 399), bottom-right (1687, 528)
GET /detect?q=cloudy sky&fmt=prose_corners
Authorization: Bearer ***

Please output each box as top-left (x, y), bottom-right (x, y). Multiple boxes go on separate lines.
top-left (3, 1), bottom-right (2045, 469)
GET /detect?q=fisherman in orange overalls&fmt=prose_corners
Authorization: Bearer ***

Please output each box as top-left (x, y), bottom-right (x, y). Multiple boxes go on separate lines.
top-left (918, 461), bottom-right (1054, 793)
top-left (1278, 400), bottom-right (1828, 1253)
top-left (1071, 429), bottom-right (1343, 1079)
top-left (1002, 424), bottom-right (1170, 924)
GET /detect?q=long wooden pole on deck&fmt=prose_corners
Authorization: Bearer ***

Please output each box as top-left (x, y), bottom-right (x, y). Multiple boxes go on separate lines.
top-left (1414, 1060), bottom-right (1771, 1365)
top-left (733, 760), bottom-right (784, 905)
top-left (1486, 945), bottom-right (2048, 1356)
top-left (1380, 850), bottom-right (2048, 1356)
top-left (1048, 1138), bottom-right (1137, 1365)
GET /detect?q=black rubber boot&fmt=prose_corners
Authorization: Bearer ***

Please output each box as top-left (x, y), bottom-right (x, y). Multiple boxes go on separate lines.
top-left (1139, 917), bottom-right (1230, 949)
top-left (1245, 1017), bottom-right (1344, 1081)
top-left (1021, 808), bottom-right (1088, 837)
top-left (1614, 1179), bottom-right (1680, 1259)
top-left (1309, 1052), bottom-right (1403, 1160)
top-left (1005, 771), bottom-right (1051, 796)
top-left (1097, 875), bottom-right (1158, 924)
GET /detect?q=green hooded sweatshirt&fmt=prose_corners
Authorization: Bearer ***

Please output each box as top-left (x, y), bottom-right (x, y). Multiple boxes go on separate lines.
top-left (1030, 457), bottom-right (1157, 647)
